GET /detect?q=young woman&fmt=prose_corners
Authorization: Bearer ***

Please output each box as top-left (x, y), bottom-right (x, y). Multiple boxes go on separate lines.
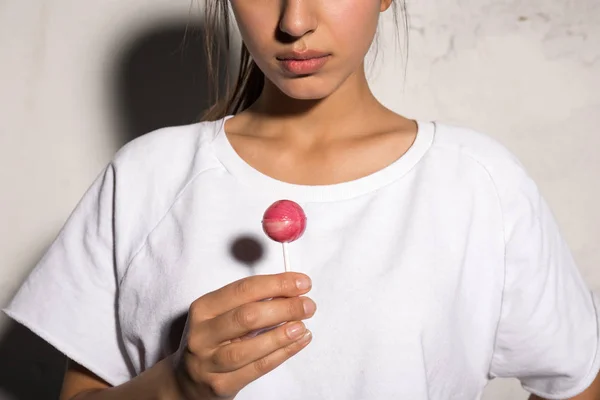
top-left (5, 0), bottom-right (600, 399)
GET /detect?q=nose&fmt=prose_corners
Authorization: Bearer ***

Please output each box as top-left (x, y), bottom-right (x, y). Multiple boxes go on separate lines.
top-left (279, 0), bottom-right (317, 39)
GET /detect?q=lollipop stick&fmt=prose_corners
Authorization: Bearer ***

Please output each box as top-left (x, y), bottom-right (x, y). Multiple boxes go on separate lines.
top-left (282, 242), bottom-right (291, 272)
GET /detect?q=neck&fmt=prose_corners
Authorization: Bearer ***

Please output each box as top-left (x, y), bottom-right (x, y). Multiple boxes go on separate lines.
top-left (248, 64), bottom-right (383, 137)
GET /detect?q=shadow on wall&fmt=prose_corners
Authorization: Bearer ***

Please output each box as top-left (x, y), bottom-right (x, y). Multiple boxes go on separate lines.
top-left (113, 21), bottom-right (228, 144)
top-left (0, 20), bottom-right (228, 400)
top-left (0, 322), bottom-right (65, 400)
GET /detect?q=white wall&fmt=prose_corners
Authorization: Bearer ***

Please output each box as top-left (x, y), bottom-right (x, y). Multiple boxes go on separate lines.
top-left (0, 1), bottom-right (598, 399)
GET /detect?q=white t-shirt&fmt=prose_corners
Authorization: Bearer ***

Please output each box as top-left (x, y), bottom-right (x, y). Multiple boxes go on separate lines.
top-left (5, 116), bottom-right (600, 399)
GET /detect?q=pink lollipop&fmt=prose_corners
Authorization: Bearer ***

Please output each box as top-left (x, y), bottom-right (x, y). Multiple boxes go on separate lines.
top-left (262, 200), bottom-right (307, 272)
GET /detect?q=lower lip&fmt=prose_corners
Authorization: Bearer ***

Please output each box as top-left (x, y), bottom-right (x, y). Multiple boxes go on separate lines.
top-left (279, 56), bottom-right (330, 75)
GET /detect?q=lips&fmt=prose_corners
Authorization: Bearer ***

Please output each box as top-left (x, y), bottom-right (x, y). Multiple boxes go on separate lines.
top-left (277, 50), bottom-right (331, 75)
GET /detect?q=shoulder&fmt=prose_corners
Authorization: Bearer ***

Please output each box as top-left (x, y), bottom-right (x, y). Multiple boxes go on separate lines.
top-left (109, 117), bottom-right (225, 197)
top-left (108, 119), bottom-right (225, 190)
top-left (427, 122), bottom-right (537, 198)
top-left (430, 123), bottom-right (521, 168)
top-left (112, 120), bottom-right (221, 169)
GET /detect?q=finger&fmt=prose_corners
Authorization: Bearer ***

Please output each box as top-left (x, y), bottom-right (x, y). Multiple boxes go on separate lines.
top-left (215, 330), bottom-right (313, 393)
top-left (200, 296), bottom-right (316, 346)
top-left (195, 272), bottom-right (312, 320)
top-left (209, 321), bottom-right (307, 372)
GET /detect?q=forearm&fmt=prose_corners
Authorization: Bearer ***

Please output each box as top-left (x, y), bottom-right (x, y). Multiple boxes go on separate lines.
top-left (67, 357), bottom-right (182, 400)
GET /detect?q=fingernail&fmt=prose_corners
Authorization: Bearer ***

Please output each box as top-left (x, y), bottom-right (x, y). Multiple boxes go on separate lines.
top-left (296, 276), bottom-right (311, 290)
top-left (286, 323), bottom-right (305, 339)
top-left (303, 298), bottom-right (316, 315)
top-left (299, 330), bottom-right (312, 344)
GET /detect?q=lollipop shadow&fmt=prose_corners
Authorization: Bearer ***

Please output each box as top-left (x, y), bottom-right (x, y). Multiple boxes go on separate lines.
top-left (230, 235), bottom-right (265, 273)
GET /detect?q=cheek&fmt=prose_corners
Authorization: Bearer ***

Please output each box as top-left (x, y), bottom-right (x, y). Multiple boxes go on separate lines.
top-left (324, 1), bottom-right (381, 56)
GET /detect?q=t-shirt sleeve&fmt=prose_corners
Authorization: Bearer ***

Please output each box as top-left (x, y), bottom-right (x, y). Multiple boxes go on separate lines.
top-left (2, 163), bottom-right (134, 386)
top-left (488, 164), bottom-right (600, 399)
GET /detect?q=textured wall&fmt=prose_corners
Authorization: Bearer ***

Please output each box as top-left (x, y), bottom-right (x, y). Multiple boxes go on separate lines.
top-left (0, 1), bottom-right (598, 399)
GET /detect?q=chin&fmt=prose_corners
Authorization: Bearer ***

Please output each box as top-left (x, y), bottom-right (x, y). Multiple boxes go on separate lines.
top-left (274, 77), bottom-right (337, 101)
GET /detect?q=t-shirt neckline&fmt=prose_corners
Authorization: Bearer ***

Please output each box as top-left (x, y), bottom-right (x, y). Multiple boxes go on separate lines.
top-left (212, 115), bottom-right (435, 203)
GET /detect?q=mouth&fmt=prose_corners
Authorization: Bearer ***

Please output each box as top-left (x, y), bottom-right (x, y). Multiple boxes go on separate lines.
top-left (276, 50), bottom-right (331, 75)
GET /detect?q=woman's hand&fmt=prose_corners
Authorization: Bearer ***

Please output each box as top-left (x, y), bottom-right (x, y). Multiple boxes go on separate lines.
top-left (172, 272), bottom-right (316, 400)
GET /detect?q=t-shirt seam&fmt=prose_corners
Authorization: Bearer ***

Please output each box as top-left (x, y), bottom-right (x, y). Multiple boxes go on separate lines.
top-left (118, 137), bottom-right (222, 287)
top-left (436, 141), bottom-right (599, 393)
top-left (432, 142), bottom-right (509, 377)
